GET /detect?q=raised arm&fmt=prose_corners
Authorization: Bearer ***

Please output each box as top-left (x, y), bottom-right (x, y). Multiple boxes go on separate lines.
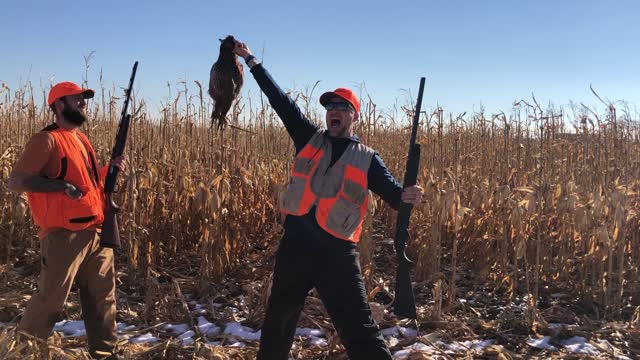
top-left (233, 39), bottom-right (318, 152)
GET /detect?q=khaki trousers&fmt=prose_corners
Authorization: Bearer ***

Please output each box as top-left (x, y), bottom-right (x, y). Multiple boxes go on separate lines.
top-left (18, 228), bottom-right (117, 357)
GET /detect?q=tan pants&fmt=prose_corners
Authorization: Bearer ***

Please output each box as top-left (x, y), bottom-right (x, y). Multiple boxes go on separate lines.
top-left (18, 228), bottom-right (117, 357)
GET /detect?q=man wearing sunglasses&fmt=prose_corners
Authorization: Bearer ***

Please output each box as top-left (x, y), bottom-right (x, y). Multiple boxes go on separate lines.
top-left (233, 39), bottom-right (423, 360)
top-left (8, 82), bottom-right (125, 360)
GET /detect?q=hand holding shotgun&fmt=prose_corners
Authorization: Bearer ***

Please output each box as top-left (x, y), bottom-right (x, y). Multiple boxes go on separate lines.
top-left (100, 61), bottom-right (138, 248)
top-left (392, 77), bottom-right (426, 319)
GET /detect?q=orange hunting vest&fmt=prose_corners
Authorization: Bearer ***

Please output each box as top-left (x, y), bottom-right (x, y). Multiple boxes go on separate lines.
top-left (281, 131), bottom-right (374, 242)
top-left (26, 125), bottom-right (105, 233)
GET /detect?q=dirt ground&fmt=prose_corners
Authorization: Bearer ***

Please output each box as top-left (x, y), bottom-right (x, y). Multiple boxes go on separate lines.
top-left (1, 222), bottom-right (638, 360)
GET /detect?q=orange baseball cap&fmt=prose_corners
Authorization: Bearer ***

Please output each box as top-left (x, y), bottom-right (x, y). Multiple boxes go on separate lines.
top-left (320, 88), bottom-right (360, 113)
top-left (47, 82), bottom-right (95, 106)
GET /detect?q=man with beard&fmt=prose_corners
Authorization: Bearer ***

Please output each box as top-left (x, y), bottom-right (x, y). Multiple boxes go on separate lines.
top-left (232, 40), bottom-right (423, 360)
top-left (8, 82), bottom-right (125, 359)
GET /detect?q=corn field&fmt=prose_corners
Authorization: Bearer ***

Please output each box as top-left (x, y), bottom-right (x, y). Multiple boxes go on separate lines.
top-left (1, 78), bottom-right (639, 358)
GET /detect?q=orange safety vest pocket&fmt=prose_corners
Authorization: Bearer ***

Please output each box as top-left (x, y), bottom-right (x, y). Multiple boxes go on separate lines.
top-left (282, 177), bottom-right (307, 214)
top-left (293, 157), bottom-right (315, 176)
top-left (325, 195), bottom-right (361, 236)
top-left (65, 192), bottom-right (102, 224)
top-left (342, 179), bottom-right (367, 205)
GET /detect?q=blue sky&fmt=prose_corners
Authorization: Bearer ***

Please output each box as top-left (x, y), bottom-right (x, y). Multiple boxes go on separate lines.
top-left (2, 0), bottom-right (638, 118)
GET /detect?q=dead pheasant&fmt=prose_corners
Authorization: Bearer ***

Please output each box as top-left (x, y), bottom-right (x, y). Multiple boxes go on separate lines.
top-left (209, 35), bottom-right (243, 129)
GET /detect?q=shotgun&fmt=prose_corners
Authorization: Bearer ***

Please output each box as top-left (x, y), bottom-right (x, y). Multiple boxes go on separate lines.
top-left (100, 61), bottom-right (138, 248)
top-left (392, 77), bottom-right (425, 319)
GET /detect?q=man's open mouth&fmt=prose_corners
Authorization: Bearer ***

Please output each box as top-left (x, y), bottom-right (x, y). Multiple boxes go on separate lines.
top-left (330, 119), bottom-right (341, 129)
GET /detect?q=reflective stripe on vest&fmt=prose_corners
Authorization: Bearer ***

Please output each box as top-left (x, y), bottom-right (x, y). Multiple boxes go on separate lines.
top-left (26, 125), bottom-right (105, 232)
top-left (281, 131), bottom-right (374, 242)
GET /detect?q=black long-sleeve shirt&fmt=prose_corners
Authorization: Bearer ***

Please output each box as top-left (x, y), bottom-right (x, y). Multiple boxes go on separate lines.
top-left (250, 63), bottom-right (403, 244)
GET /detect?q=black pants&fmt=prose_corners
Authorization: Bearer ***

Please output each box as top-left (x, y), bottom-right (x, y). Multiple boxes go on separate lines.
top-left (257, 233), bottom-right (392, 360)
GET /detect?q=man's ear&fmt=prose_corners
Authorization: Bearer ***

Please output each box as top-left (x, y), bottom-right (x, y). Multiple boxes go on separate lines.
top-left (353, 111), bottom-right (359, 122)
top-left (53, 99), bottom-right (64, 113)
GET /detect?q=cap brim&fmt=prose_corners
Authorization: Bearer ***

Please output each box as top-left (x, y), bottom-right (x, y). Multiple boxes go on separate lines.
top-left (64, 88), bottom-right (95, 100)
top-left (80, 89), bottom-right (95, 99)
top-left (319, 91), bottom-right (341, 107)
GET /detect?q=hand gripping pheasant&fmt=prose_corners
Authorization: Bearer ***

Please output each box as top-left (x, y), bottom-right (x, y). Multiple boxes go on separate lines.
top-left (392, 77), bottom-right (425, 319)
top-left (100, 61), bottom-right (138, 248)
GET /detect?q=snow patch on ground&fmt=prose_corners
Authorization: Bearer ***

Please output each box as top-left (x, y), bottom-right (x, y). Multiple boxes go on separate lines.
top-left (178, 330), bottom-right (195, 345)
top-left (117, 322), bottom-right (136, 333)
top-left (129, 333), bottom-right (160, 344)
top-left (526, 335), bottom-right (631, 357)
top-left (197, 316), bottom-right (221, 336)
top-left (44, 316), bottom-right (327, 349)
top-left (393, 342), bottom-right (433, 359)
top-left (295, 327), bottom-right (326, 347)
top-left (226, 340), bottom-right (246, 348)
top-left (526, 336), bottom-right (557, 350)
top-left (223, 322), bottom-right (261, 341)
top-left (295, 327), bottom-right (324, 337)
top-left (381, 325), bottom-right (418, 338)
top-left (393, 339), bottom-right (494, 358)
top-left (560, 336), bottom-right (600, 355)
top-left (53, 320), bottom-right (86, 337)
top-left (436, 339), bottom-right (495, 353)
top-left (53, 321), bottom-right (138, 338)
top-left (163, 323), bottom-right (190, 335)
top-left (308, 337), bottom-right (328, 347)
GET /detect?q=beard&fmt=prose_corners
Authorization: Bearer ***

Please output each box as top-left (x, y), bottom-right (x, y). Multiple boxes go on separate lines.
top-left (328, 126), bottom-right (348, 138)
top-left (327, 119), bottom-right (349, 138)
top-left (61, 101), bottom-right (88, 126)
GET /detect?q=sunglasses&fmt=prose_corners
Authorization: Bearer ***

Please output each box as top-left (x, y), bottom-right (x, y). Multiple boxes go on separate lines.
top-left (324, 102), bottom-right (353, 111)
